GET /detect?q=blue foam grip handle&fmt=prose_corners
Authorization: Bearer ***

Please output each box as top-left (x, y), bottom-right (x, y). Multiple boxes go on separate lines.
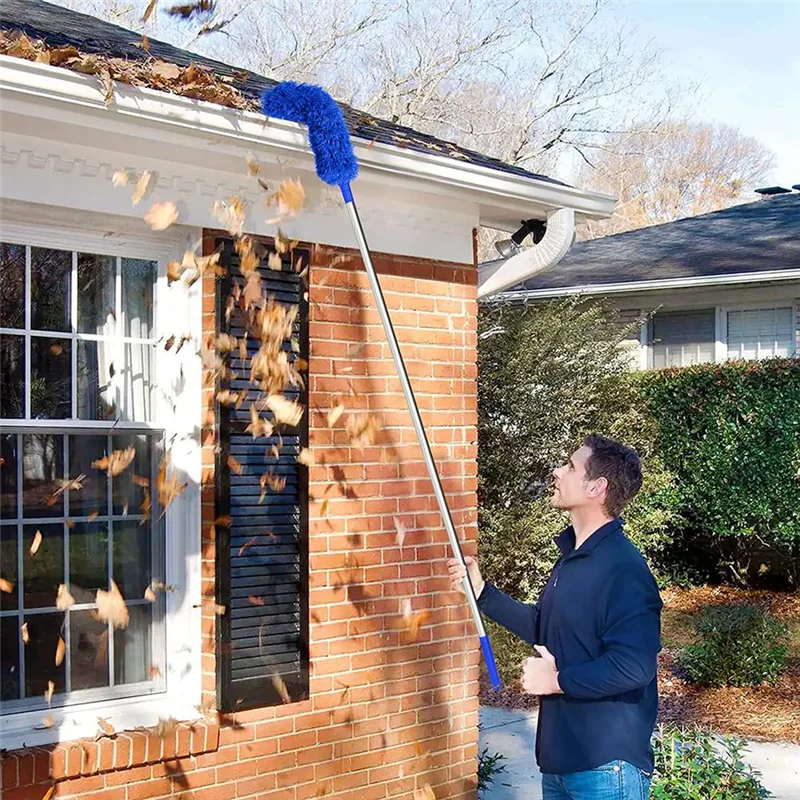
top-left (341, 183), bottom-right (353, 204)
top-left (480, 635), bottom-right (502, 690)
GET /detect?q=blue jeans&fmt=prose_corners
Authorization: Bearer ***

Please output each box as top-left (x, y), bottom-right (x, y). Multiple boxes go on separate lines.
top-left (542, 760), bottom-right (651, 799)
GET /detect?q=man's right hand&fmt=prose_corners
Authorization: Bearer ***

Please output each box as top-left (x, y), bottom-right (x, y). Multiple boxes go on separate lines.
top-left (446, 556), bottom-right (485, 599)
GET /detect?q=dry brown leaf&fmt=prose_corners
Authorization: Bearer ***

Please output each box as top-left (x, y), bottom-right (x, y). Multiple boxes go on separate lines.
top-left (259, 471), bottom-right (286, 502)
top-left (140, 34), bottom-right (151, 52)
top-left (41, 786), bottom-right (56, 800)
top-left (92, 446), bottom-right (136, 477)
top-left (142, 0), bottom-right (158, 22)
top-left (271, 672), bottom-right (291, 704)
top-left (144, 586), bottom-right (157, 602)
top-left (393, 517), bottom-right (407, 548)
top-left (238, 537), bottom-right (257, 556)
top-left (97, 717), bottom-right (115, 736)
top-left (266, 394), bottom-right (304, 426)
top-left (151, 60), bottom-right (181, 80)
top-left (53, 474), bottom-right (86, 496)
top-left (166, 0), bottom-right (215, 18)
top-left (41, 715), bottom-right (54, 729)
top-left (55, 637), bottom-right (66, 666)
top-left (402, 598), bottom-right (431, 642)
top-left (95, 580), bottom-right (129, 629)
top-left (132, 170), bottom-right (153, 205)
top-left (345, 414), bottom-right (381, 447)
top-left (213, 196), bottom-right (246, 236)
top-left (149, 665), bottom-right (162, 679)
top-left (45, 680), bottom-right (55, 705)
top-left (157, 459), bottom-right (188, 513)
top-left (30, 529), bottom-right (42, 555)
top-left (246, 151), bottom-right (260, 176)
top-left (154, 716), bottom-right (178, 738)
top-left (48, 343), bottom-right (64, 356)
top-left (214, 604), bottom-right (226, 615)
top-left (144, 201), bottom-right (179, 231)
top-left (297, 448), bottom-right (315, 467)
top-left (227, 455), bottom-right (243, 475)
top-left (56, 583), bottom-right (75, 610)
top-left (413, 785), bottom-right (436, 800)
top-left (248, 595), bottom-right (265, 606)
top-left (21, 622), bottom-right (29, 644)
top-left (267, 251), bottom-right (283, 271)
top-left (327, 403), bottom-right (345, 427)
top-left (0, 577), bottom-right (12, 593)
top-left (215, 333), bottom-right (238, 352)
top-left (243, 271), bottom-right (262, 308)
top-left (215, 389), bottom-right (242, 407)
top-left (87, 510), bottom-right (100, 523)
top-left (320, 497), bottom-right (329, 517)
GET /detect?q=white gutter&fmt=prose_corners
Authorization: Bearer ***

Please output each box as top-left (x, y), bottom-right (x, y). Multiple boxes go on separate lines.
top-left (488, 267), bottom-right (800, 302)
top-left (478, 208), bottom-right (575, 298)
top-left (0, 55), bottom-right (616, 223)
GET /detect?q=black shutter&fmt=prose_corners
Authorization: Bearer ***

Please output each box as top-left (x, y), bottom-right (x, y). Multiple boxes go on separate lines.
top-left (215, 236), bottom-right (309, 712)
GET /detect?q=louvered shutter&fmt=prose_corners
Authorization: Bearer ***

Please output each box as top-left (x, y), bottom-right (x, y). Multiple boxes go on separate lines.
top-left (214, 236), bottom-right (309, 712)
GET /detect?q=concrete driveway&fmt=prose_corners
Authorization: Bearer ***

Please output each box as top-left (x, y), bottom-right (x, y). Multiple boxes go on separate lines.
top-left (479, 706), bottom-right (800, 799)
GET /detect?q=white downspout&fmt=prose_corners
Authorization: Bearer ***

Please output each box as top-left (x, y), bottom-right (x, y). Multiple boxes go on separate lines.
top-left (477, 207), bottom-right (575, 299)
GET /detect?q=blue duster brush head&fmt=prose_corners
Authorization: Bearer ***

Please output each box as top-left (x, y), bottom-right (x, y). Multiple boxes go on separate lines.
top-left (261, 82), bottom-right (358, 187)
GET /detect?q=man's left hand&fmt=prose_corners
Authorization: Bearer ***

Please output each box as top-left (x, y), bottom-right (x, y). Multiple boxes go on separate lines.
top-left (521, 645), bottom-right (564, 696)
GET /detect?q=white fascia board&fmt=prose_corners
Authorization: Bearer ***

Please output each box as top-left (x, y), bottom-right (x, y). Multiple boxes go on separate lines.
top-left (492, 268), bottom-right (800, 302)
top-left (0, 55), bottom-right (615, 225)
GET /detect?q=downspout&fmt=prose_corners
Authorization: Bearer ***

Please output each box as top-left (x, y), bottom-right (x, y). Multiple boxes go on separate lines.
top-left (477, 207), bottom-right (575, 299)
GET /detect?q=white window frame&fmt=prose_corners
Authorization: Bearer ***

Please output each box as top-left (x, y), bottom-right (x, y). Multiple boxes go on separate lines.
top-left (0, 214), bottom-right (203, 749)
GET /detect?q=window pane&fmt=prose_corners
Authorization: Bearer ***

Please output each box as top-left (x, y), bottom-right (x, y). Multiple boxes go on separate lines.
top-left (78, 253), bottom-right (116, 336)
top-left (0, 334), bottom-right (25, 419)
top-left (69, 521), bottom-right (108, 598)
top-left (31, 247), bottom-right (71, 333)
top-left (119, 342), bottom-right (154, 422)
top-left (0, 525), bottom-right (17, 611)
top-left (30, 337), bottom-right (71, 419)
top-left (77, 339), bottom-right (116, 420)
top-left (652, 310), bottom-right (716, 368)
top-left (115, 603), bottom-right (153, 685)
top-left (0, 242), bottom-right (25, 330)
top-left (112, 434), bottom-right (153, 515)
top-left (22, 434), bottom-right (64, 519)
top-left (0, 615), bottom-right (21, 701)
top-left (1, 434), bottom-right (19, 520)
top-left (68, 435), bottom-right (107, 517)
top-left (24, 612), bottom-right (66, 699)
top-left (23, 523), bottom-right (63, 609)
top-left (122, 259), bottom-right (155, 339)
top-left (114, 520), bottom-right (150, 600)
top-left (70, 609), bottom-right (110, 690)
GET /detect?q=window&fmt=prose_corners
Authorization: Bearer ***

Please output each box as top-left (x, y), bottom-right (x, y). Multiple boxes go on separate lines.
top-left (726, 307), bottom-right (794, 360)
top-left (0, 242), bottom-right (166, 714)
top-left (650, 309), bottom-right (716, 368)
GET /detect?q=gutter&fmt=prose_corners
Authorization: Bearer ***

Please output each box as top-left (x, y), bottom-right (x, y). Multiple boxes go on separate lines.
top-left (0, 56), bottom-right (616, 223)
top-left (485, 267), bottom-right (800, 302)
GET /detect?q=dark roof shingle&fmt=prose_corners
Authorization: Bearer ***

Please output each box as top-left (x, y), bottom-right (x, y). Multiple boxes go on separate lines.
top-left (483, 193), bottom-right (800, 293)
top-left (1, 0), bottom-right (566, 188)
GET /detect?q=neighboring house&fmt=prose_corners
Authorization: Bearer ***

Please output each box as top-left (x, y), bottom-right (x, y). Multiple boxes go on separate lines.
top-left (482, 191), bottom-right (800, 369)
top-left (0, 2), bottom-right (613, 798)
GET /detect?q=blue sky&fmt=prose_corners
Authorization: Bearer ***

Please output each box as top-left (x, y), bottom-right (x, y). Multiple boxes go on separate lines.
top-left (620, 0), bottom-right (800, 185)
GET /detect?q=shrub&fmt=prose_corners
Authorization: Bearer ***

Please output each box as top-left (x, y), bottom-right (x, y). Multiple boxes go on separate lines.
top-left (651, 725), bottom-right (772, 799)
top-left (678, 603), bottom-right (789, 687)
top-left (477, 746), bottom-right (507, 793)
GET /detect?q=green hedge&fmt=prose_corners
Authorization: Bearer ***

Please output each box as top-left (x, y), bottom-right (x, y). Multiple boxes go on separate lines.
top-left (637, 359), bottom-right (800, 586)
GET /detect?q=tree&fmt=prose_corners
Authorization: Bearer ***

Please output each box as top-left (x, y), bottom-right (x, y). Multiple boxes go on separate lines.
top-left (578, 121), bottom-right (776, 238)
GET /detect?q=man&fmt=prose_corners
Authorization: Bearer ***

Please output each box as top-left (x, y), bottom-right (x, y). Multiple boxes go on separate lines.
top-left (448, 434), bottom-right (662, 800)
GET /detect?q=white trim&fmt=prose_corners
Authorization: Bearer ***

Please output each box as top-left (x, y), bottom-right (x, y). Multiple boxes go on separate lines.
top-left (0, 55), bottom-right (615, 226)
top-left (715, 307), bottom-right (727, 363)
top-left (639, 313), bottom-right (649, 371)
top-left (496, 268), bottom-right (800, 301)
top-left (0, 207), bottom-right (203, 749)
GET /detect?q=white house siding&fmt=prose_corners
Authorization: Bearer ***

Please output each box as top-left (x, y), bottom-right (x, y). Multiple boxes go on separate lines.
top-left (615, 280), bottom-right (800, 370)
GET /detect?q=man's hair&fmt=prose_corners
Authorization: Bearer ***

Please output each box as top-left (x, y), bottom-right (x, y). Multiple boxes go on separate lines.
top-left (582, 434), bottom-right (643, 517)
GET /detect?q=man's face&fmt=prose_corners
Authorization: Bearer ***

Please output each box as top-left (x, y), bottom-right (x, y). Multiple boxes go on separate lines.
top-left (550, 445), bottom-right (604, 511)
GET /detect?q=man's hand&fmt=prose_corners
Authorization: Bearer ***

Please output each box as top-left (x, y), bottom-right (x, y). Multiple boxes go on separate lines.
top-left (521, 645), bottom-right (563, 696)
top-left (446, 555), bottom-right (485, 598)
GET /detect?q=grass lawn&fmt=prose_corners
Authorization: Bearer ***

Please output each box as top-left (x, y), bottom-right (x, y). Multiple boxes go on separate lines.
top-left (479, 585), bottom-right (800, 744)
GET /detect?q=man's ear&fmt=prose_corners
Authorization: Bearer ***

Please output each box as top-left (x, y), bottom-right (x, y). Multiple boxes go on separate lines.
top-left (588, 476), bottom-right (608, 501)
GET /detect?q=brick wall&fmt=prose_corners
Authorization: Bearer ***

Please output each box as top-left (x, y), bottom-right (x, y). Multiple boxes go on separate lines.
top-left (2, 241), bottom-right (481, 800)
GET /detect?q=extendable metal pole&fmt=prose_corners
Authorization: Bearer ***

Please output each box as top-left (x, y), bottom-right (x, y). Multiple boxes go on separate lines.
top-left (341, 184), bottom-right (501, 688)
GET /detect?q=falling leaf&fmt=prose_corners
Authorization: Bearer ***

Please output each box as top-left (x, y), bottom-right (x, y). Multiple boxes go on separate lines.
top-left (132, 474), bottom-right (150, 487)
top-left (327, 403), bottom-right (345, 427)
top-left (52, 474), bottom-right (86, 498)
top-left (92, 446), bottom-right (136, 477)
top-left (42, 787), bottom-right (56, 800)
top-left (320, 498), bottom-right (329, 517)
top-left (144, 586), bottom-right (157, 602)
top-left (271, 672), bottom-right (291, 704)
top-left (259, 471), bottom-right (286, 501)
top-left (149, 665), bottom-right (162, 679)
top-left (95, 580), bottom-right (129, 629)
top-left (142, 0), bottom-right (158, 22)
top-left (345, 414), bottom-right (380, 447)
top-left (48, 343), bottom-right (64, 356)
top-left (30, 530), bottom-right (42, 555)
top-left (214, 604), bottom-right (226, 615)
top-left (21, 622), bottom-right (29, 644)
top-left (246, 151), bottom-right (260, 176)
top-left (41, 715), bottom-right (54, 729)
top-left (144, 201), bottom-right (179, 231)
top-left (166, 0), bottom-right (215, 19)
top-left (65, 519), bottom-right (76, 529)
top-left (97, 717), bottom-right (115, 736)
top-left (213, 196), bottom-right (246, 236)
top-left (413, 785), bottom-right (436, 800)
top-left (266, 394), bottom-right (304, 426)
top-left (45, 680), bottom-right (55, 705)
top-left (248, 595), bottom-right (265, 606)
top-left (243, 271), bottom-right (262, 308)
top-left (402, 598), bottom-right (431, 642)
top-left (132, 170), bottom-right (153, 205)
top-left (140, 34), bottom-right (151, 52)
top-left (215, 333), bottom-right (238, 352)
top-left (227, 455), bottom-right (243, 475)
top-left (112, 171), bottom-right (129, 188)
top-left (55, 637), bottom-right (66, 666)
top-left (122, 499), bottom-right (129, 516)
top-left (87, 510), bottom-right (100, 523)
top-left (154, 716), bottom-right (178, 738)
top-left (393, 517), bottom-right (407, 548)
top-left (156, 458), bottom-right (188, 514)
top-left (56, 583), bottom-right (75, 610)
top-left (216, 389), bottom-right (242, 407)
top-left (297, 448), bottom-right (314, 467)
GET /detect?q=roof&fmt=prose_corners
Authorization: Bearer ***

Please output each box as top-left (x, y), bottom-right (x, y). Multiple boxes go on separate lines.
top-left (0, 0), bottom-right (565, 190)
top-left (482, 193), bottom-right (800, 295)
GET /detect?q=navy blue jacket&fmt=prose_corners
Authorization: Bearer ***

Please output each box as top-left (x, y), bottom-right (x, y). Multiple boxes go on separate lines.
top-left (478, 518), bottom-right (662, 775)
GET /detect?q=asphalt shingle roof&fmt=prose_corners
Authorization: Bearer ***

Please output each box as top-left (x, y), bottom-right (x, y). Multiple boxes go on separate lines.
top-left (482, 193), bottom-right (800, 293)
top-left (1, 0), bottom-right (566, 189)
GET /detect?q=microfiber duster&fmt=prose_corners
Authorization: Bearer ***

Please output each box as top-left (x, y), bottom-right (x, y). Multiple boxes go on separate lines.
top-left (261, 81), bottom-right (501, 690)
